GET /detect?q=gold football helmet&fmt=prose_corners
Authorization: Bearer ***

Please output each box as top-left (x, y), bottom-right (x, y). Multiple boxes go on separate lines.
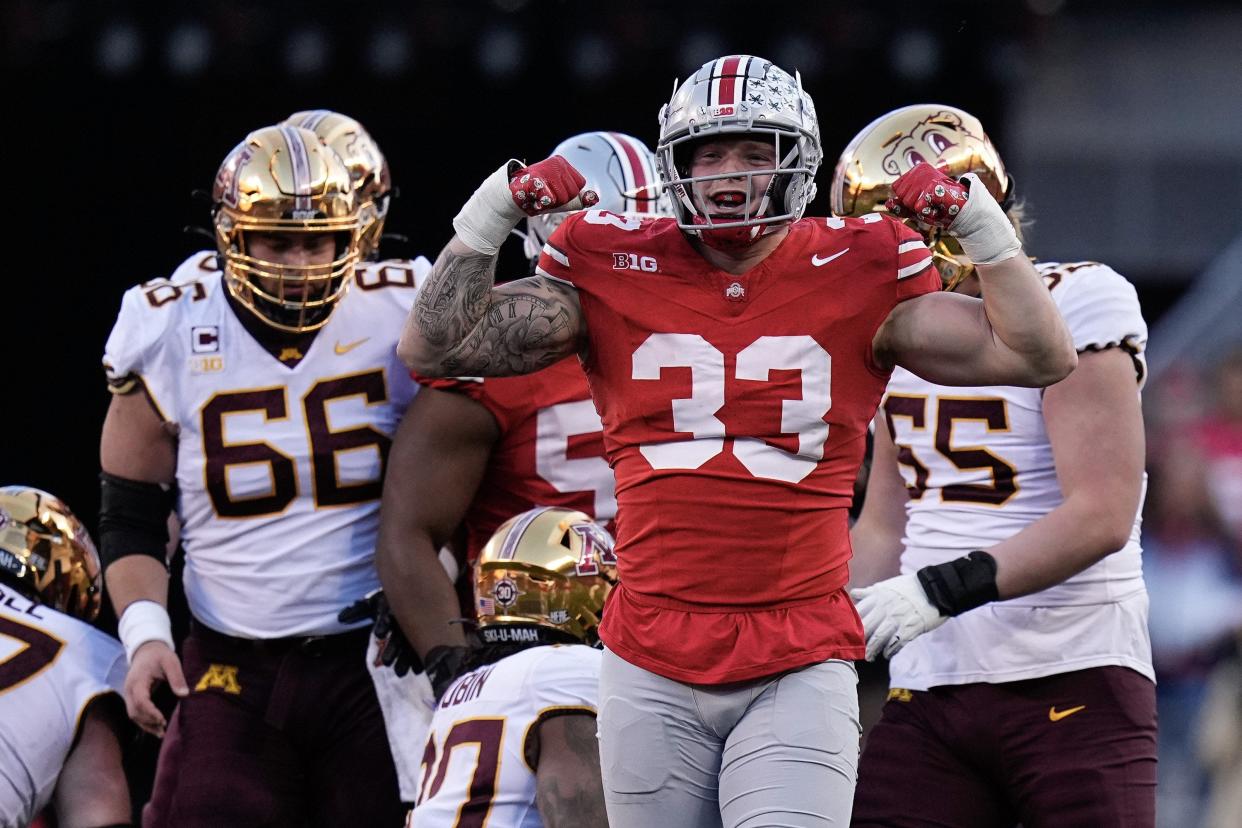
top-left (212, 124), bottom-right (361, 333)
top-left (475, 507), bottom-right (617, 646)
top-left (284, 110), bottom-right (392, 261)
top-left (831, 104), bottom-right (1013, 290)
top-left (0, 487), bottom-right (101, 622)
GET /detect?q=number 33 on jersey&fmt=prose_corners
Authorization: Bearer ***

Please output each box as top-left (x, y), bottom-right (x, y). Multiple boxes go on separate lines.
top-left (535, 209), bottom-right (941, 683)
top-left (101, 253), bottom-right (429, 638)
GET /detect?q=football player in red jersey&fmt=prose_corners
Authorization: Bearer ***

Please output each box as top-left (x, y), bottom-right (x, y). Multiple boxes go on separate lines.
top-left (398, 55), bottom-right (1076, 827)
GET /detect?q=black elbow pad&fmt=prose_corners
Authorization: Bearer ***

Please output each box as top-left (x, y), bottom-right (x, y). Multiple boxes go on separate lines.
top-left (98, 472), bottom-right (175, 569)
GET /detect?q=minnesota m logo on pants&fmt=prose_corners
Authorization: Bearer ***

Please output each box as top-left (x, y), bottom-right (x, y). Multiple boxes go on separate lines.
top-left (195, 664), bottom-right (242, 694)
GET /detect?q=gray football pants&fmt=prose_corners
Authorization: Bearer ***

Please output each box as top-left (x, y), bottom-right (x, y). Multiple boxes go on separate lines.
top-left (597, 648), bottom-right (861, 828)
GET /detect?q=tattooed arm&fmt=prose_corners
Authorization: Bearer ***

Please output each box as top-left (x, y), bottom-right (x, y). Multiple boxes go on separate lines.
top-left (529, 713), bottom-right (608, 828)
top-left (398, 236), bottom-right (585, 377)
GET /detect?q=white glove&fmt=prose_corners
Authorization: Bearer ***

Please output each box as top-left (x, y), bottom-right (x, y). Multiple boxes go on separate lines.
top-left (850, 573), bottom-right (947, 661)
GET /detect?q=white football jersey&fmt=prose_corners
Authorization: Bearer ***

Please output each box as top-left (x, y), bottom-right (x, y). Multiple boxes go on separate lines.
top-left (882, 261), bottom-right (1155, 689)
top-left (412, 645), bottom-right (600, 828)
top-left (103, 252), bottom-right (428, 637)
top-left (0, 586), bottom-right (125, 828)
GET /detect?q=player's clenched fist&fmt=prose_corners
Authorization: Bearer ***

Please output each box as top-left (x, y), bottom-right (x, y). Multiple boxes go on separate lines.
top-left (887, 163), bottom-right (1022, 266)
top-left (886, 163), bottom-right (969, 229)
top-left (508, 156), bottom-right (599, 215)
top-left (453, 155), bottom-right (599, 256)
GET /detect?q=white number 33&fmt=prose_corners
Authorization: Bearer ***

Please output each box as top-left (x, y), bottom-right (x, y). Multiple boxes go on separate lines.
top-left (631, 333), bottom-right (832, 484)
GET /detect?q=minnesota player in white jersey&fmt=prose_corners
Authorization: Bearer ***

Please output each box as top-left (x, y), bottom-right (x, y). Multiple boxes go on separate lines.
top-left (412, 506), bottom-right (613, 828)
top-left (0, 487), bottom-right (130, 828)
top-left (99, 124), bottom-right (424, 826)
top-left (840, 105), bottom-right (1156, 827)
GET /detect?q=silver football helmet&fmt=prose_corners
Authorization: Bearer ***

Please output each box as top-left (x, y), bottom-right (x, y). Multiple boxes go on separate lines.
top-left (656, 55), bottom-right (821, 246)
top-left (523, 131), bottom-right (672, 261)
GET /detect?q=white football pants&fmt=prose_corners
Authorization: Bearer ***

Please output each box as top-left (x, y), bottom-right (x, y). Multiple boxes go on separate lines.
top-left (597, 648), bottom-right (861, 828)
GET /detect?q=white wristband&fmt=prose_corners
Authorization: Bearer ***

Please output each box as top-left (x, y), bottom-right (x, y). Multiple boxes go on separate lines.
top-left (452, 160), bottom-right (525, 256)
top-left (118, 600), bottom-right (175, 664)
top-left (948, 173), bottom-right (1022, 266)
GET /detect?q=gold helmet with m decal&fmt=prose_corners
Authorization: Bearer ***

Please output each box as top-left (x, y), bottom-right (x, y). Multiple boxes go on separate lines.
top-left (475, 507), bottom-right (616, 646)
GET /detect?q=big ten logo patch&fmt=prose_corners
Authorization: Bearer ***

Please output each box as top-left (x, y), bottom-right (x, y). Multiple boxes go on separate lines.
top-left (195, 664), bottom-right (242, 695)
top-left (612, 253), bottom-right (658, 273)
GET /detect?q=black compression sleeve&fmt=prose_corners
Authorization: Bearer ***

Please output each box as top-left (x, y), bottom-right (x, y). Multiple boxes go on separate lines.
top-left (98, 472), bottom-right (174, 569)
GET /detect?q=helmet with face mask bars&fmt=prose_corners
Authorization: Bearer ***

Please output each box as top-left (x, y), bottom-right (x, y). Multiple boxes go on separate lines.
top-left (212, 124), bottom-right (361, 333)
top-left (657, 55), bottom-right (821, 250)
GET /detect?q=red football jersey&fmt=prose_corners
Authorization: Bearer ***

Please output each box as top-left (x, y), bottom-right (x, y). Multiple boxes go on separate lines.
top-left (537, 210), bottom-right (940, 683)
top-left (419, 357), bottom-right (615, 562)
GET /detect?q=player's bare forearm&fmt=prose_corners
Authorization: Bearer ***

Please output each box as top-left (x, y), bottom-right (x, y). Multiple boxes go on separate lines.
top-left (535, 714), bottom-right (608, 828)
top-left (849, 420), bottom-right (910, 589)
top-left (399, 237), bottom-right (584, 377)
top-left (975, 254), bottom-right (1076, 385)
top-left (989, 348), bottom-right (1144, 598)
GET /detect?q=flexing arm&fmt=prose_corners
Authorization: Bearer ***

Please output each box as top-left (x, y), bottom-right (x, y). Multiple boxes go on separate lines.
top-left (376, 387), bottom-right (497, 658)
top-left (531, 714), bottom-right (609, 828)
top-left (874, 166), bottom-right (1076, 387)
top-left (987, 347), bottom-right (1145, 597)
top-left (100, 391), bottom-right (188, 736)
top-left (848, 417), bottom-right (911, 590)
top-left (398, 156), bottom-right (595, 377)
top-left (54, 697), bottom-right (131, 828)
top-left (398, 238), bottom-right (585, 377)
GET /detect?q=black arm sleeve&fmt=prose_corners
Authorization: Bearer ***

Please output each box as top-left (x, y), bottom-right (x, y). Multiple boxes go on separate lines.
top-left (98, 472), bottom-right (175, 569)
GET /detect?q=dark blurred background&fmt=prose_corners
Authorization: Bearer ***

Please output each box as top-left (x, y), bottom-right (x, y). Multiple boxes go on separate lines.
top-left (8, 1), bottom-right (1242, 825)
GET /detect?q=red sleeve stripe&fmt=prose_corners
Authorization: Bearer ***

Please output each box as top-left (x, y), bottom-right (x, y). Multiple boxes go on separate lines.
top-left (897, 239), bottom-right (926, 254)
top-left (542, 242), bottom-right (570, 268)
top-left (535, 265), bottom-right (574, 287)
top-left (897, 257), bottom-right (935, 280)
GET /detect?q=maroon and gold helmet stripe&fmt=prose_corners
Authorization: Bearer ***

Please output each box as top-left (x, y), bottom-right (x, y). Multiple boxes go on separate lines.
top-left (279, 125), bottom-right (315, 214)
top-left (495, 506), bottom-right (552, 561)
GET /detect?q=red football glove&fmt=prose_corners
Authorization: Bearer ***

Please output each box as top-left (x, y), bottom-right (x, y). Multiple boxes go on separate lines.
top-left (508, 155), bottom-right (599, 216)
top-left (886, 164), bottom-right (970, 229)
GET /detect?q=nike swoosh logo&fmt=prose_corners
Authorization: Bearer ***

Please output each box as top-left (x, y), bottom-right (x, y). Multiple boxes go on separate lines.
top-left (1048, 705), bottom-right (1086, 722)
top-left (334, 338), bottom-right (370, 355)
top-left (811, 248), bottom-right (850, 267)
